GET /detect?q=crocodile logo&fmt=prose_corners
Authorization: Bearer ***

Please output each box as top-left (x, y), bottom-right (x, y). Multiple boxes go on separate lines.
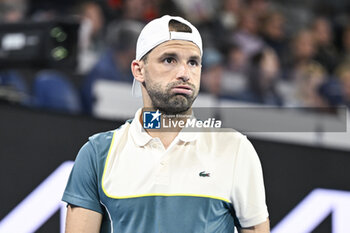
top-left (199, 171), bottom-right (210, 177)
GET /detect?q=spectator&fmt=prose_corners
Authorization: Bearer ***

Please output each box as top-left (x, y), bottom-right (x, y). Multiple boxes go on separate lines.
top-left (77, 1), bottom-right (106, 74)
top-left (284, 29), bottom-right (316, 81)
top-left (200, 0), bottom-right (243, 50)
top-left (226, 43), bottom-right (248, 73)
top-left (173, 0), bottom-right (219, 24)
top-left (201, 46), bottom-right (248, 99)
top-left (291, 61), bottom-right (329, 107)
top-left (221, 43), bottom-right (248, 98)
top-left (201, 48), bottom-right (224, 97)
top-left (120, 0), bottom-right (146, 21)
top-left (335, 63), bottom-right (350, 108)
top-left (231, 9), bottom-right (265, 60)
top-left (238, 48), bottom-right (283, 105)
top-left (260, 10), bottom-right (286, 60)
top-left (218, 0), bottom-right (242, 31)
top-left (81, 20), bottom-right (144, 114)
top-left (0, 0), bottom-right (27, 22)
top-left (311, 16), bottom-right (338, 72)
top-left (339, 24), bottom-right (350, 64)
top-left (317, 79), bottom-right (343, 107)
top-left (246, 0), bottom-right (270, 20)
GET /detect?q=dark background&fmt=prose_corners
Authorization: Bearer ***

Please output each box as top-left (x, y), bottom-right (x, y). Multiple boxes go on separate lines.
top-left (0, 102), bottom-right (349, 232)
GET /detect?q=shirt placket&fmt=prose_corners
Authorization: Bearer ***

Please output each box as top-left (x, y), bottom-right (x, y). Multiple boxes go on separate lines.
top-left (149, 138), bottom-right (171, 186)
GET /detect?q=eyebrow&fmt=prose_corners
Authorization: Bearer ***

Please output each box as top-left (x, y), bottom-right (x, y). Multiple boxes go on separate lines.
top-left (158, 52), bottom-right (178, 60)
top-left (189, 55), bottom-right (201, 63)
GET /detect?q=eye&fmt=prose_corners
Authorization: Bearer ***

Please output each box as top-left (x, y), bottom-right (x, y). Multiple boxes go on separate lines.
top-left (189, 60), bottom-right (199, 67)
top-left (163, 57), bottom-right (176, 64)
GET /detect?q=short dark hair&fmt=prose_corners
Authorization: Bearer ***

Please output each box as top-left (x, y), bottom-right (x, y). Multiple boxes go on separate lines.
top-left (141, 19), bottom-right (192, 63)
top-left (168, 19), bottom-right (192, 33)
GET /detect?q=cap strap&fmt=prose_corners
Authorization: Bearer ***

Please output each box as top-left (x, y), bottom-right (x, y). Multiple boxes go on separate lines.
top-left (170, 31), bottom-right (195, 42)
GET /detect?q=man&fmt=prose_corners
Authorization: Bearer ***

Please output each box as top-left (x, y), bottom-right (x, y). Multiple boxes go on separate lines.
top-left (62, 15), bottom-right (270, 233)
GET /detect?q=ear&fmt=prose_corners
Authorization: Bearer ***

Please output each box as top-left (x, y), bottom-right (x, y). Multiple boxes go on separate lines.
top-left (131, 60), bottom-right (145, 83)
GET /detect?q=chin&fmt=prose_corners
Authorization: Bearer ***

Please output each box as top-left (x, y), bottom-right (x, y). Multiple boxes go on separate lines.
top-left (159, 102), bottom-right (191, 115)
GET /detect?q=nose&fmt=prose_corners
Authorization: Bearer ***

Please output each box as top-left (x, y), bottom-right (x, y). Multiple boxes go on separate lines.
top-left (176, 62), bottom-right (190, 82)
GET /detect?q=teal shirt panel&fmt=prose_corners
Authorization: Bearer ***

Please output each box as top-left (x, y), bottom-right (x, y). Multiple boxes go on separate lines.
top-left (62, 130), bottom-right (114, 232)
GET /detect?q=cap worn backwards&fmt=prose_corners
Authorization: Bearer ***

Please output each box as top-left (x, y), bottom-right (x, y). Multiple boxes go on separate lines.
top-left (132, 15), bottom-right (203, 97)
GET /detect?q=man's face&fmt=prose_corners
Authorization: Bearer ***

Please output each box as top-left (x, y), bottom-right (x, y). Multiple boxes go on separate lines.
top-left (142, 40), bottom-right (201, 114)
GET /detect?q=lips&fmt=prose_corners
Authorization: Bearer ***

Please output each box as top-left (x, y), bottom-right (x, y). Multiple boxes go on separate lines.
top-left (172, 85), bottom-right (193, 95)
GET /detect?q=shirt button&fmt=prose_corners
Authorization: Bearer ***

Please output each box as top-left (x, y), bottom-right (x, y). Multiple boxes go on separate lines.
top-left (150, 142), bottom-right (158, 149)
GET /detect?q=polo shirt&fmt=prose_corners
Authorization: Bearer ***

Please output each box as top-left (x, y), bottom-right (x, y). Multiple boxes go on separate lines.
top-left (62, 108), bottom-right (269, 233)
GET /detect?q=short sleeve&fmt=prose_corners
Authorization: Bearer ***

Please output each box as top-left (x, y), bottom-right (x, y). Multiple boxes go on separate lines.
top-left (62, 141), bottom-right (103, 214)
top-left (231, 136), bottom-right (269, 228)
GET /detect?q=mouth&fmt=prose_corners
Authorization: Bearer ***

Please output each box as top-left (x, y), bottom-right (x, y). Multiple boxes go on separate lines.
top-left (171, 85), bottom-right (193, 95)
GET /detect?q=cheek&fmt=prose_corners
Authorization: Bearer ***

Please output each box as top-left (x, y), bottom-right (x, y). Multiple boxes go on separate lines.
top-left (193, 69), bottom-right (201, 86)
top-left (146, 65), bottom-right (174, 83)
top-left (144, 71), bottom-right (169, 92)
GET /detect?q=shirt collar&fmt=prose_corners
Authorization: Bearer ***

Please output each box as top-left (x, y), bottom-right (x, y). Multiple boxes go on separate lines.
top-left (129, 108), bottom-right (199, 146)
top-left (177, 130), bottom-right (199, 142)
top-left (129, 108), bottom-right (153, 147)
top-left (177, 113), bottom-right (199, 143)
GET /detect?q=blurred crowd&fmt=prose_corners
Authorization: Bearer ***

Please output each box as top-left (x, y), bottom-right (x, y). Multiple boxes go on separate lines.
top-left (1, 0), bottom-right (350, 115)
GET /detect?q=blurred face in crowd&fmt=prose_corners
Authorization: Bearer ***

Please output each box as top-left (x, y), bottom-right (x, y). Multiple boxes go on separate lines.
top-left (340, 70), bottom-right (350, 100)
top-left (223, 0), bottom-right (241, 13)
top-left (342, 27), bottom-right (350, 52)
top-left (260, 49), bottom-right (280, 81)
top-left (83, 2), bottom-right (104, 36)
top-left (239, 11), bottom-right (258, 34)
top-left (263, 12), bottom-right (285, 40)
top-left (293, 30), bottom-right (316, 61)
top-left (312, 17), bottom-right (332, 46)
top-left (123, 0), bottom-right (146, 20)
top-left (248, 0), bottom-right (268, 17)
top-left (297, 63), bottom-right (327, 107)
top-left (228, 47), bottom-right (247, 72)
top-left (202, 65), bottom-right (223, 95)
top-left (133, 40), bottom-right (202, 114)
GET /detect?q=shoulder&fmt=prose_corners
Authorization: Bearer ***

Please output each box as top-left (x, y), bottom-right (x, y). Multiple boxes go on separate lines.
top-left (88, 130), bottom-right (115, 152)
top-left (72, 130), bottom-right (114, 171)
top-left (83, 121), bottom-right (130, 160)
top-left (72, 122), bottom-right (130, 175)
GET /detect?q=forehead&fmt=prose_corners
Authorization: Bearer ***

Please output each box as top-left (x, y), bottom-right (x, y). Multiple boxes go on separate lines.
top-left (149, 40), bottom-right (201, 57)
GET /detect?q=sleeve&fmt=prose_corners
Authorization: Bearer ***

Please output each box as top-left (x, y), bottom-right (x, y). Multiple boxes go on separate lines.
top-left (62, 141), bottom-right (103, 214)
top-left (231, 136), bottom-right (269, 228)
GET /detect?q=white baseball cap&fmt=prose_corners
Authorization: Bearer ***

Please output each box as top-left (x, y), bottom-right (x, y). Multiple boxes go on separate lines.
top-left (132, 15), bottom-right (203, 97)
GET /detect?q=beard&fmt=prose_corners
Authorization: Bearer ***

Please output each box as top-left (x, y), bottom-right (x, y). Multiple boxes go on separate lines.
top-left (143, 74), bottom-right (198, 115)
